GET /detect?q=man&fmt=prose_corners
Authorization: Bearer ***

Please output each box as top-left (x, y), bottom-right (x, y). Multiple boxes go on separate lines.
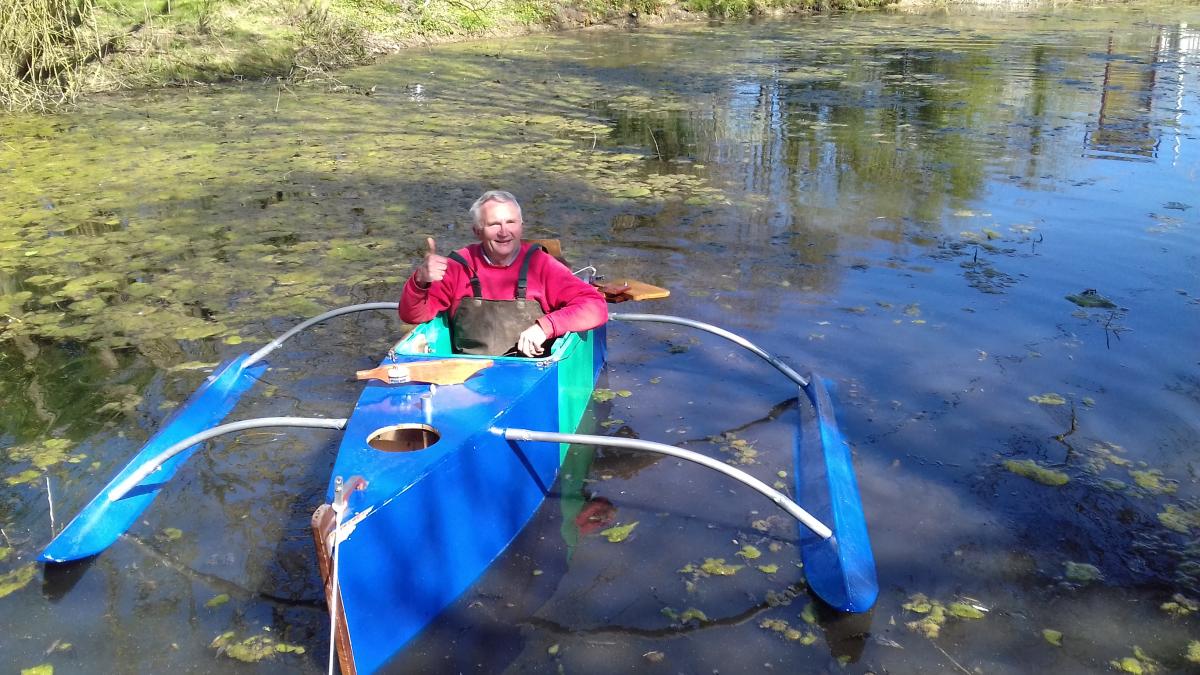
top-left (400, 190), bottom-right (608, 357)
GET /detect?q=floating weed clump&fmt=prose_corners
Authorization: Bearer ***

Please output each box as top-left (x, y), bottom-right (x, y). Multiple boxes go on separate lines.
top-left (662, 606), bottom-right (709, 624)
top-left (758, 617), bottom-right (818, 644)
top-left (710, 432), bottom-right (758, 465)
top-left (1028, 393), bottom-right (1067, 405)
top-left (800, 602), bottom-right (817, 625)
top-left (902, 593), bottom-right (985, 639)
top-left (679, 557), bottom-right (744, 578)
top-left (902, 593), bottom-right (948, 638)
top-left (1129, 469), bottom-right (1177, 495)
top-left (6, 438), bottom-right (81, 472)
top-left (948, 602), bottom-right (986, 619)
top-left (210, 631), bottom-right (306, 663)
top-left (1157, 505), bottom-right (1200, 534)
top-left (736, 545), bottom-right (761, 560)
top-left (1188, 640), bottom-right (1200, 664)
top-left (592, 388), bottom-right (631, 403)
top-left (1064, 561), bottom-right (1103, 584)
top-left (1066, 290), bottom-right (1117, 309)
top-left (599, 521), bottom-right (638, 543)
top-left (1042, 628), bottom-right (1063, 646)
top-left (5, 470), bottom-right (42, 487)
top-left (1110, 646), bottom-right (1158, 674)
top-left (1003, 459), bottom-right (1069, 486)
top-left (1160, 594), bottom-right (1197, 618)
top-left (0, 564), bottom-right (37, 599)
top-left (1082, 441), bottom-right (1131, 473)
top-left (205, 593), bottom-right (231, 609)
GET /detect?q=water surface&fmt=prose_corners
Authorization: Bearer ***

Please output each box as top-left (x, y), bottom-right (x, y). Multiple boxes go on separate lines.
top-left (2, 3), bottom-right (1199, 673)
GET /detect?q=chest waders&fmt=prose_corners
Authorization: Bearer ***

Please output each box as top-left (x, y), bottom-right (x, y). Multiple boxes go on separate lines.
top-left (446, 245), bottom-right (550, 356)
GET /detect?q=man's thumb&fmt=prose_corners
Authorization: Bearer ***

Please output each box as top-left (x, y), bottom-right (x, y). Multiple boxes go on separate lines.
top-left (426, 237), bottom-right (437, 256)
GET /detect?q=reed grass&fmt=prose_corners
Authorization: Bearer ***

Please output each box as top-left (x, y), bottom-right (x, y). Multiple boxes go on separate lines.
top-left (0, 0), bottom-right (101, 112)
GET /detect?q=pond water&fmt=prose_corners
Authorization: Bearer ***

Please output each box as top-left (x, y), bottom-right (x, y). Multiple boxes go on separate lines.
top-left (3, 2), bottom-right (1200, 673)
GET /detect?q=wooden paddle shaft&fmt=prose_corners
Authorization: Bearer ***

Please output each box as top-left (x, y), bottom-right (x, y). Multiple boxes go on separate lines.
top-left (356, 359), bottom-right (493, 385)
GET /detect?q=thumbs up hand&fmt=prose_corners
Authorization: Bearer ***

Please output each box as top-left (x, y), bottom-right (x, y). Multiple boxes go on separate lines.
top-left (416, 237), bottom-right (448, 285)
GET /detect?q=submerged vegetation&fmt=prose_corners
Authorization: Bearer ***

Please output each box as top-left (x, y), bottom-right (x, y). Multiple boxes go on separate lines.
top-left (1, 0), bottom-right (896, 111)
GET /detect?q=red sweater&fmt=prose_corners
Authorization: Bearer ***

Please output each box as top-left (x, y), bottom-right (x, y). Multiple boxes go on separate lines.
top-left (399, 243), bottom-right (608, 339)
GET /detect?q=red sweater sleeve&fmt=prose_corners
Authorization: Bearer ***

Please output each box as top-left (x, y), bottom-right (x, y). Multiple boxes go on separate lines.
top-left (398, 250), bottom-right (471, 325)
top-left (529, 254), bottom-right (608, 339)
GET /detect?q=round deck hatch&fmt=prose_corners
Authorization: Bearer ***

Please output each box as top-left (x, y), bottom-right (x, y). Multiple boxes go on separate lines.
top-left (367, 424), bottom-right (440, 452)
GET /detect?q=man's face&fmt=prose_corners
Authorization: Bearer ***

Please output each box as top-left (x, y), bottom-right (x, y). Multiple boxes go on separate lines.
top-left (475, 200), bottom-right (524, 264)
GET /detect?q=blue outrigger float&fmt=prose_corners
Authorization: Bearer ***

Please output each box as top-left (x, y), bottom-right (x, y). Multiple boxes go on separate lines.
top-left (40, 294), bottom-right (877, 673)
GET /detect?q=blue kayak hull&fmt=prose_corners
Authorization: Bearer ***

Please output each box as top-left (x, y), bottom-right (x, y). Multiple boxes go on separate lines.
top-left (316, 322), bottom-right (605, 674)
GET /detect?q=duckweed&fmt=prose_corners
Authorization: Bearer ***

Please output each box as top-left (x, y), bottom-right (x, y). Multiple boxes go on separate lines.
top-left (1157, 505), bottom-right (1200, 534)
top-left (800, 602), bottom-right (817, 625)
top-left (1028, 393), bottom-right (1067, 405)
top-left (210, 631), bottom-right (306, 662)
top-left (21, 666), bottom-right (53, 675)
top-left (1110, 646), bottom-right (1158, 674)
top-left (699, 558), bottom-right (743, 576)
top-left (1066, 291), bottom-right (1117, 309)
top-left (1160, 594), bottom-right (1197, 617)
top-left (1003, 459), bottom-right (1069, 486)
top-left (1042, 628), bottom-right (1063, 646)
top-left (758, 617), bottom-right (816, 643)
top-left (1064, 561), bottom-right (1103, 583)
top-left (205, 593), bottom-right (231, 608)
top-left (736, 545), bottom-right (761, 560)
top-left (1130, 469), bottom-right (1177, 495)
top-left (1187, 640), bottom-right (1200, 664)
top-left (0, 564), bottom-right (36, 599)
top-left (902, 593), bottom-right (986, 638)
top-left (599, 521), bottom-right (638, 543)
top-left (947, 602), bottom-right (985, 619)
top-left (678, 608), bottom-right (708, 623)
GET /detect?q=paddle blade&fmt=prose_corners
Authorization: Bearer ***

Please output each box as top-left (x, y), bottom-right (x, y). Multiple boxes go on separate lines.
top-left (356, 358), bottom-right (493, 385)
top-left (599, 278), bottom-right (670, 302)
top-left (526, 238), bottom-right (565, 262)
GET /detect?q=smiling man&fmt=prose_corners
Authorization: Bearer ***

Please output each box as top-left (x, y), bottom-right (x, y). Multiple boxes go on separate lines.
top-left (399, 190), bottom-right (608, 357)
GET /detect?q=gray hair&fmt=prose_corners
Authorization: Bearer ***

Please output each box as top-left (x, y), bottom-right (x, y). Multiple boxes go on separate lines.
top-left (469, 190), bottom-right (522, 229)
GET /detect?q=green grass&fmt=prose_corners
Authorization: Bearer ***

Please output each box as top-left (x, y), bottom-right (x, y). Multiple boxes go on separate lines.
top-left (2, 0), bottom-right (898, 110)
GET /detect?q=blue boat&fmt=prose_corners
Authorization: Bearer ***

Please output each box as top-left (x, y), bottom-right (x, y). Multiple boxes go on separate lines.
top-left (312, 314), bottom-right (606, 674)
top-left (39, 300), bottom-right (877, 674)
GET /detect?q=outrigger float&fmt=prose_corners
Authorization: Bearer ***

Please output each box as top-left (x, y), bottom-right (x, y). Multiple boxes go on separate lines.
top-left (40, 277), bottom-right (878, 674)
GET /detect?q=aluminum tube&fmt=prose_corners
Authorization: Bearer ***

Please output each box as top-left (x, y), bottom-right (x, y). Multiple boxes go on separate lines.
top-left (500, 427), bottom-right (831, 540)
top-left (245, 302), bottom-right (401, 367)
top-left (109, 417), bottom-right (348, 501)
top-left (609, 313), bottom-right (809, 387)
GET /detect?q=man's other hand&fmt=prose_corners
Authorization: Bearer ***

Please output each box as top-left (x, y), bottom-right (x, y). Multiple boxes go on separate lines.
top-left (517, 323), bottom-right (548, 357)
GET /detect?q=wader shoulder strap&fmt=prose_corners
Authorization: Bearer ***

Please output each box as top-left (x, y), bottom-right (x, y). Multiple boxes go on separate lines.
top-left (516, 244), bottom-right (545, 300)
top-left (446, 251), bottom-right (482, 298)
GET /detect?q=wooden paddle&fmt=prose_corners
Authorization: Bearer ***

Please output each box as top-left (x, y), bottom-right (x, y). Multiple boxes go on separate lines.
top-left (527, 237), bottom-right (670, 301)
top-left (526, 238), bottom-right (566, 263)
top-left (595, 278), bottom-right (670, 302)
top-left (356, 359), bottom-right (493, 385)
